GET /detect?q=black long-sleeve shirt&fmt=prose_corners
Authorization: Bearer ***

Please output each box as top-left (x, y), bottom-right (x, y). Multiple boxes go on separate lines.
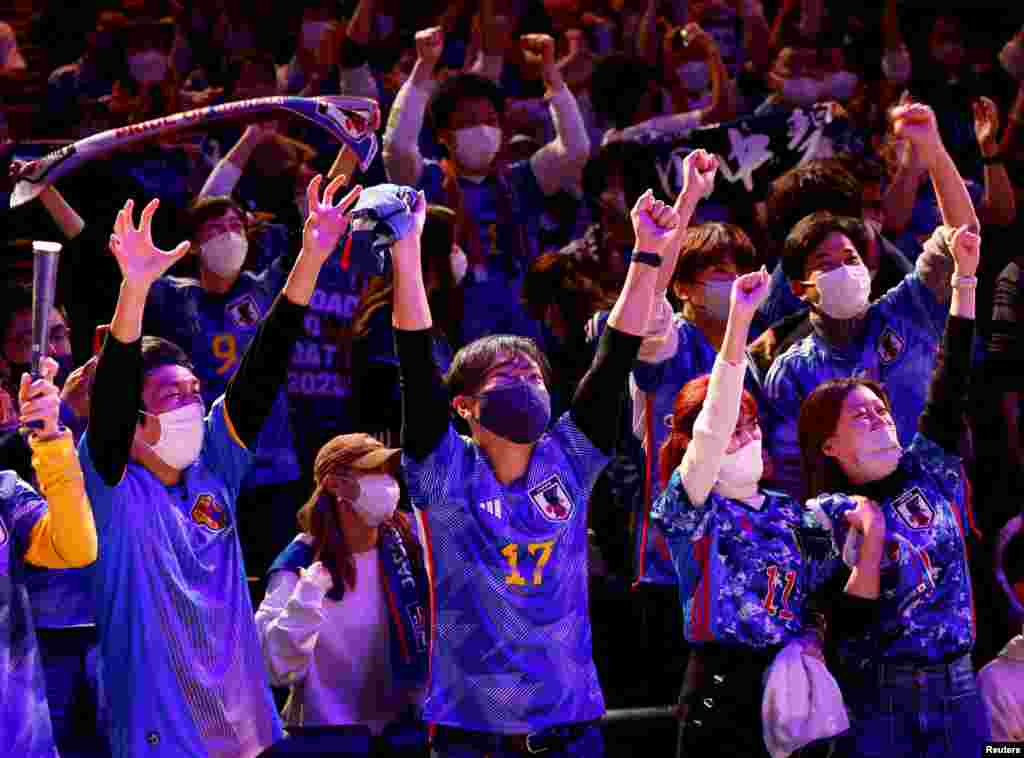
top-left (397, 324), bottom-right (642, 463)
top-left (90, 293), bottom-right (306, 486)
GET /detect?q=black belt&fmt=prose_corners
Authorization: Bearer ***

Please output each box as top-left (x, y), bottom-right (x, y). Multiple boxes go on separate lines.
top-left (433, 722), bottom-right (596, 754)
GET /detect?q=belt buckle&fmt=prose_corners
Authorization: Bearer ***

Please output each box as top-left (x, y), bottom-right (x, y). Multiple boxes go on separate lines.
top-left (524, 733), bottom-right (549, 754)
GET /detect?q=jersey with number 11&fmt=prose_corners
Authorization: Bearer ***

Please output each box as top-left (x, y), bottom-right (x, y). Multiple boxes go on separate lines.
top-left (403, 413), bottom-right (610, 734)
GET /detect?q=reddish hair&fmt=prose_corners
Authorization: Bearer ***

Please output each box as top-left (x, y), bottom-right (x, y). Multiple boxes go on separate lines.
top-left (659, 374), bottom-right (759, 488)
top-left (798, 377), bottom-right (893, 501)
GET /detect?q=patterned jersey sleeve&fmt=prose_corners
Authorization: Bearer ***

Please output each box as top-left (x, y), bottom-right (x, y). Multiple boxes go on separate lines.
top-left (876, 271), bottom-right (947, 341)
top-left (0, 470), bottom-right (47, 560)
top-left (806, 493), bottom-right (859, 568)
top-left (548, 411), bottom-right (612, 496)
top-left (401, 422), bottom-right (475, 512)
top-left (798, 506), bottom-right (842, 594)
top-left (650, 468), bottom-right (709, 601)
top-left (203, 396), bottom-right (255, 509)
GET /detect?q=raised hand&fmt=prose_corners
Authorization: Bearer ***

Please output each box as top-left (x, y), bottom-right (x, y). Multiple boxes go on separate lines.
top-left (415, 27), bottom-right (445, 71)
top-left (18, 357), bottom-right (62, 439)
top-left (301, 174), bottom-right (362, 264)
top-left (973, 96), bottom-right (1000, 156)
top-left (392, 190), bottom-right (427, 266)
top-left (631, 190), bottom-right (679, 254)
top-left (679, 148), bottom-right (719, 205)
top-left (891, 103), bottom-right (944, 168)
top-left (520, 33), bottom-right (557, 69)
top-left (301, 560), bottom-right (334, 593)
top-left (730, 266), bottom-right (770, 320)
top-left (109, 198), bottom-right (191, 289)
top-left (949, 224), bottom-right (981, 277)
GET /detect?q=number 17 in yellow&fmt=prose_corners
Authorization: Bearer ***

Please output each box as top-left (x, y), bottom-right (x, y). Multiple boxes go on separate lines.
top-left (501, 540), bottom-right (555, 586)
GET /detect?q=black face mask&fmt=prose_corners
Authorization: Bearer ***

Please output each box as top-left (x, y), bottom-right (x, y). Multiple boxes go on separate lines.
top-left (474, 381), bottom-right (552, 445)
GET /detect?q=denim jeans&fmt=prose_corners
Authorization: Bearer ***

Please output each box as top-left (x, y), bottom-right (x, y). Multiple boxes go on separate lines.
top-left (430, 723), bottom-right (604, 758)
top-left (833, 654), bottom-right (991, 758)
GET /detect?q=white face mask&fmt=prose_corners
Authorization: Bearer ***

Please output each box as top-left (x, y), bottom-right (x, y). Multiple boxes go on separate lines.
top-left (144, 402), bottom-right (205, 470)
top-left (128, 50), bottom-right (170, 84)
top-left (450, 244), bottom-right (468, 286)
top-left (200, 232), bottom-right (248, 278)
top-left (350, 473), bottom-right (401, 527)
top-left (700, 279), bottom-right (733, 322)
top-left (824, 71), bottom-right (859, 101)
top-left (844, 424), bottom-right (902, 482)
top-left (301, 20), bottom-right (336, 52)
top-left (882, 47), bottom-right (912, 84)
top-left (1000, 39), bottom-right (1024, 81)
top-left (780, 77), bottom-right (823, 108)
top-left (677, 61), bottom-right (710, 92)
top-left (716, 438), bottom-right (763, 499)
top-left (452, 125), bottom-right (502, 175)
top-left (813, 263), bottom-right (871, 320)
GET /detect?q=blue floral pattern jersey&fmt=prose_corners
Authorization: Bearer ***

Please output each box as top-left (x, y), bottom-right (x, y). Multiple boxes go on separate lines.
top-left (652, 471), bottom-right (839, 648)
top-left (809, 434), bottom-right (975, 668)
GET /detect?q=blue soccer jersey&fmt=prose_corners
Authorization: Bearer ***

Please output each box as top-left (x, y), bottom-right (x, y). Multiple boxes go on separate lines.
top-left (811, 434), bottom-right (975, 667)
top-left (80, 398), bottom-right (283, 758)
top-left (0, 472), bottom-right (59, 758)
top-left (652, 472), bottom-right (839, 648)
top-left (402, 413), bottom-right (610, 733)
top-left (419, 159), bottom-right (545, 344)
top-left (764, 272), bottom-right (948, 498)
top-left (145, 266), bottom-right (300, 489)
top-left (632, 315), bottom-right (766, 585)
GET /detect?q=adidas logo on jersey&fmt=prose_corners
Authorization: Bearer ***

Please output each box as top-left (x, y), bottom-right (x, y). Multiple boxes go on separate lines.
top-left (480, 498), bottom-right (503, 519)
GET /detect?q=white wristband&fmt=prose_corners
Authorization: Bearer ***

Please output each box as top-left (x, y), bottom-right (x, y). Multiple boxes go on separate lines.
top-left (951, 273), bottom-right (978, 289)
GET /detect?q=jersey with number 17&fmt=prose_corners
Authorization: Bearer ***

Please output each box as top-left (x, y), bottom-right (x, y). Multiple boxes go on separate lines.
top-left (402, 413), bottom-right (610, 734)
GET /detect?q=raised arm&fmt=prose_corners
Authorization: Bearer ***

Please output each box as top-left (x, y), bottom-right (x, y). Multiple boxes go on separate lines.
top-left (91, 199), bottom-right (190, 485)
top-left (224, 175), bottom-right (361, 448)
top-left (974, 97), bottom-right (1017, 227)
top-left (572, 191), bottom-right (680, 454)
top-left (678, 269), bottom-right (769, 506)
top-left (392, 192), bottom-right (450, 461)
top-left (19, 357), bottom-right (97, 568)
top-left (893, 103), bottom-right (979, 232)
top-left (639, 149), bottom-right (719, 364)
top-left (382, 27), bottom-right (441, 187)
top-left (200, 123), bottom-right (276, 198)
top-left (525, 34), bottom-right (592, 196)
top-left (918, 225), bottom-right (980, 452)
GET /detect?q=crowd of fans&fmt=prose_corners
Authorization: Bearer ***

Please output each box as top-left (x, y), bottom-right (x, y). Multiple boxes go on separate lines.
top-left (2, 0), bottom-right (1024, 756)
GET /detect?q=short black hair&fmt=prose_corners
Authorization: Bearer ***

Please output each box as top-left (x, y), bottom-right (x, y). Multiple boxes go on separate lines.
top-left (186, 196), bottom-right (247, 242)
top-left (141, 336), bottom-right (194, 379)
top-left (766, 159), bottom-right (863, 246)
top-left (445, 335), bottom-right (552, 399)
top-left (780, 211), bottom-right (869, 282)
top-left (673, 223), bottom-right (759, 286)
top-left (427, 73), bottom-right (505, 134)
top-left (589, 54), bottom-right (657, 130)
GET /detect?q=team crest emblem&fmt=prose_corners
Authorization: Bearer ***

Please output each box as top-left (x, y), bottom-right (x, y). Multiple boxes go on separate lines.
top-left (877, 327), bottom-right (905, 365)
top-left (226, 295), bottom-right (262, 328)
top-left (191, 494), bottom-right (228, 532)
top-left (528, 476), bottom-right (575, 522)
top-left (892, 487), bottom-right (935, 530)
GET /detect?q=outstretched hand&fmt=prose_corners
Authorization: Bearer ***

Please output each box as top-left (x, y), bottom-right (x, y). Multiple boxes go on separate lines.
top-left (18, 357), bottom-right (62, 439)
top-left (301, 174), bottom-right (362, 264)
top-left (730, 266), bottom-right (770, 320)
top-left (109, 198), bottom-right (190, 289)
top-left (631, 190), bottom-right (679, 254)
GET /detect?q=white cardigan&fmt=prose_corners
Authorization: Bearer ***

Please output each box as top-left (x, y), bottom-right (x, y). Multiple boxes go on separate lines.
top-left (255, 536), bottom-right (424, 734)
